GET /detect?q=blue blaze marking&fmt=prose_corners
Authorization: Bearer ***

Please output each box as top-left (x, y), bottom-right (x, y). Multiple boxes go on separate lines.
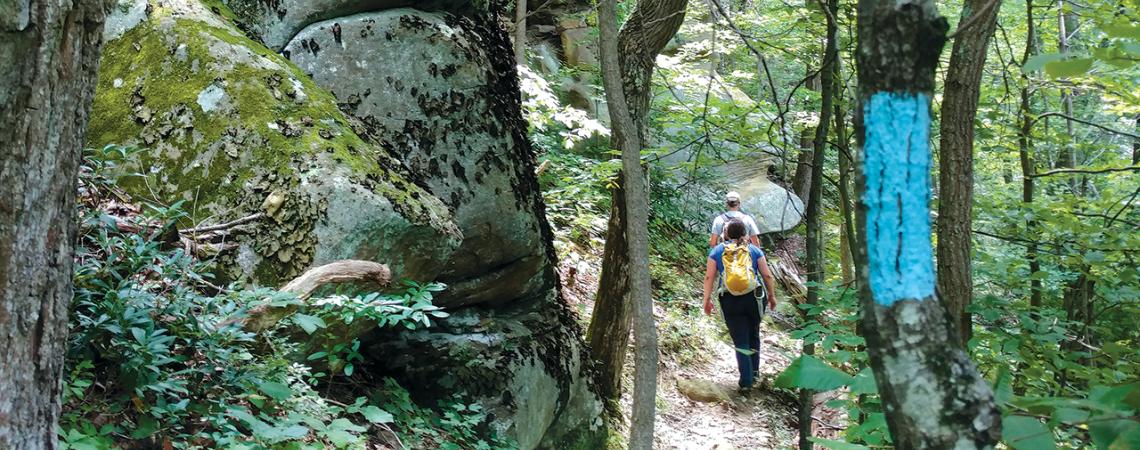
top-left (862, 92), bottom-right (936, 305)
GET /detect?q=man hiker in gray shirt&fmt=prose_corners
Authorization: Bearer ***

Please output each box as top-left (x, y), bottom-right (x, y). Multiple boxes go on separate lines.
top-left (709, 191), bottom-right (761, 247)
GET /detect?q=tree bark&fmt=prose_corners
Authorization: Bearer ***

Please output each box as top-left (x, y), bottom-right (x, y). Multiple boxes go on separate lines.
top-left (1126, 116), bottom-right (1135, 165)
top-left (1133, 116), bottom-right (1139, 165)
top-left (835, 63), bottom-right (858, 283)
top-left (936, 0), bottom-right (1001, 346)
top-left (514, 0), bottom-right (527, 66)
top-left (587, 175), bottom-right (632, 405)
top-left (588, 0), bottom-right (687, 411)
top-left (800, 0), bottom-right (837, 446)
top-left (793, 65), bottom-right (821, 205)
top-left (598, 0), bottom-right (661, 447)
top-left (1018, 0), bottom-right (1042, 309)
top-left (0, 1), bottom-right (106, 448)
top-left (854, 0), bottom-right (1000, 447)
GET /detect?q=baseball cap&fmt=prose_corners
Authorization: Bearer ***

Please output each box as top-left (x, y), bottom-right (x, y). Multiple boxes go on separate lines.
top-left (725, 191), bottom-right (741, 202)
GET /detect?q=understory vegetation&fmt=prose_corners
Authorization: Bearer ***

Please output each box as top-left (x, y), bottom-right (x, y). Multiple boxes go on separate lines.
top-left (60, 145), bottom-right (514, 450)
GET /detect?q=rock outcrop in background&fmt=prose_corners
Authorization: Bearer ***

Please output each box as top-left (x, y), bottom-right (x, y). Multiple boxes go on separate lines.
top-left (87, 0), bottom-right (605, 448)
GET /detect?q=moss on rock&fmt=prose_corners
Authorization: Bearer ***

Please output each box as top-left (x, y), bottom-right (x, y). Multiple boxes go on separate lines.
top-left (88, 0), bottom-right (461, 285)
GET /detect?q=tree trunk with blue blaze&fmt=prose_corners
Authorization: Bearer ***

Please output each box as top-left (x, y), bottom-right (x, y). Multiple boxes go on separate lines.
top-left (854, 0), bottom-right (1001, 448)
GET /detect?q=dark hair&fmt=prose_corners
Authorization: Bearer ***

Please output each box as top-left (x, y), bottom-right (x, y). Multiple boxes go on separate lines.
top-left (726, 199), bottom-right (740, 208)
top-left (725, 219), bottom-right (747, 243)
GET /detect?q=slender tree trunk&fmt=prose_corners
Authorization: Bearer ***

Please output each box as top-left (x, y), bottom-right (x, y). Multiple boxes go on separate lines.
top-left (1053, 0), bottom-right (1092, 389)
top-left (800, 1), bottom-right (838, 447)
top-left (1019, 88), bottom-right (1042, 308)
top-left (853, 0), bottom-right (1000, 447)
top-left (1018, 0), bottom-right (1042, 309)
top-left (587, 177), bottom-right (632, 405)
top-left (936, 0), bottom-right (1002, 346)
top-left (588, 0), bottom-right (687, 412)
top-left (794, 66), bottom-right (821, 204)
top-left (0, 1), bottom-right (106, 448)
top-left (1133, 116), bottom-right (1139, 165)
top-left (514, 0), bottom-right (527, 65)
top-left (834, 58), bottom-right (857, 284)
top-left (598, 0), bottom-right (662, 446)
top-left (839, 231), bottom-right (855, 284)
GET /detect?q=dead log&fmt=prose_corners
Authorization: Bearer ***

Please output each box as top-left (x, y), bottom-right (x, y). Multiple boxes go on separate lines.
top-left (241, 260), bottom-right (392, 332)
top-left (280, 260), bottom-right (391, 300)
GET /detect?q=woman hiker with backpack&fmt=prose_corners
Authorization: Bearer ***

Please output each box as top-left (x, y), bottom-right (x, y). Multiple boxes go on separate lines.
top-left (702, 219), bottom-right (778, 391)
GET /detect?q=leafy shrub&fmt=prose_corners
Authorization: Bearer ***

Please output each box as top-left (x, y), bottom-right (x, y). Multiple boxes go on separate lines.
top-left (61, 146), bottom-right (515, 449)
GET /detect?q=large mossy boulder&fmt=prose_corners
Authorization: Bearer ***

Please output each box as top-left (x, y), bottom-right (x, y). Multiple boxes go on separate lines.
top-left (282, 9), bottom-right (549, 309)
top-left (90, 1), bottom-right (607, 447)
top-left (88, 0), bottom-right (462, 285)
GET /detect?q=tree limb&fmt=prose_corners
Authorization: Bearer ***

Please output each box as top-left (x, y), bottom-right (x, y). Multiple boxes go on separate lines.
top-left (1031, 112), bottom-right (1140, 139)
top-left (1027, 165), bottom-right (1139, 177)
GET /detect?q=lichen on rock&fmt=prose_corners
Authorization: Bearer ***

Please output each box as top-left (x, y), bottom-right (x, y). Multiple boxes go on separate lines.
top-left (88, 0), bottom-right (462, 285)
top-left (284, 8), bottom-right (550, 308)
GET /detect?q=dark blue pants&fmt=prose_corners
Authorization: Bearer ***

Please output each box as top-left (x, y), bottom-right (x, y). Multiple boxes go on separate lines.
top-left (719, 290), bottom-right (762, 388)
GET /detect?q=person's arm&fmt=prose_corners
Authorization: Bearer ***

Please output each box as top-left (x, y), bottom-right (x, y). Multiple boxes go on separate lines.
top-left (757, 255), bottom-right (777, 310)
top-left (709, 233), bottom-right (720, 248)
top-left (702, 258), bottom-right (718, 315)
top-left (748, 216), bottom-right (761, 246)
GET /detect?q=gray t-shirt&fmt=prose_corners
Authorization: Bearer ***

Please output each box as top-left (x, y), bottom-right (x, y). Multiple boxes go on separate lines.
top-left (711, 211), bottom-right (761, 239)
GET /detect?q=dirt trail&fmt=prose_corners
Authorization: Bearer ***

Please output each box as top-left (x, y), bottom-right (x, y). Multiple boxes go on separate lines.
top-left (652, 335), bottom-right (798, 449)
top-left (557, 252), bottom-right (814, 450)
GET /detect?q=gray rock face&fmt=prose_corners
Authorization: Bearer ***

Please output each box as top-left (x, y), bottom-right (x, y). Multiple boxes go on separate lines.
top-left (226, 0), bottom-right (480, 50)
top-left (88, 0), bottom-right (462, 285)
top-left (720, 160), bottom-right (805, 233)
top-left (284, 10), bottom-right (548, 309)
top-left (277, 10), bottom-right (606, 448)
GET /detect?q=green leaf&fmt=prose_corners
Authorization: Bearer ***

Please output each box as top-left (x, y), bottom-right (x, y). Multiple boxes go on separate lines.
top-left (293, 314), bottom-right (327, 335)
top-left (361, 405), bottom-right (395, 424)
top-left (850, 368), bottom-right (878, 395)
top-left (1023, 53), bottom-right (1065, 72)
top-left (1103, 21), bottom-right (1140, 39)
top-left (1003, 415), bottom-right (1056, 450)
top-left (810, 437), bottom-right (870, 450)
top-left (130, 415), bottom-right (158, 439)
top-left (994, 367), bottom-right (1014, 406)
top-left (1092, 416), bottom-right (1137, 449)
top-left (259, 381), bottom-right (293, 402)
top-left (1111, 424), bottom-right (1140, 450)
top-left (1044, 58), bottom-right (1093, 78)
top-left (321, 418), bottom-right (366, 447)
top-left (774, 355), bottom-right (853, 391)
top-left (258, 424), bottom-right (309, 444)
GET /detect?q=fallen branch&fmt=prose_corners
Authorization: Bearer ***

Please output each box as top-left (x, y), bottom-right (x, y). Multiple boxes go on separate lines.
top-left (242, 260), bottom-right (392, 332)
top-left (281, 260), bottom-right (392, 300)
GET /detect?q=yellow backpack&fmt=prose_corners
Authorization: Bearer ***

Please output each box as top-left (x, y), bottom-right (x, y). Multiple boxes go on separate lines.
top-left (722, 242), bottom-right (759, 296)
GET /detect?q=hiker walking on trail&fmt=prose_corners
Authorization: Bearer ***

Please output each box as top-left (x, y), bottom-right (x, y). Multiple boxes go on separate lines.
top-left (702, 219), bottom-right (778, 391)
top-left (710, 191), bottom-right (761, 247)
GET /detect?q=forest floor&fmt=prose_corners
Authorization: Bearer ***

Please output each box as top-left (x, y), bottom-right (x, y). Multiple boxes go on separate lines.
top-left (558, 251), bottom-right (843, 449)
